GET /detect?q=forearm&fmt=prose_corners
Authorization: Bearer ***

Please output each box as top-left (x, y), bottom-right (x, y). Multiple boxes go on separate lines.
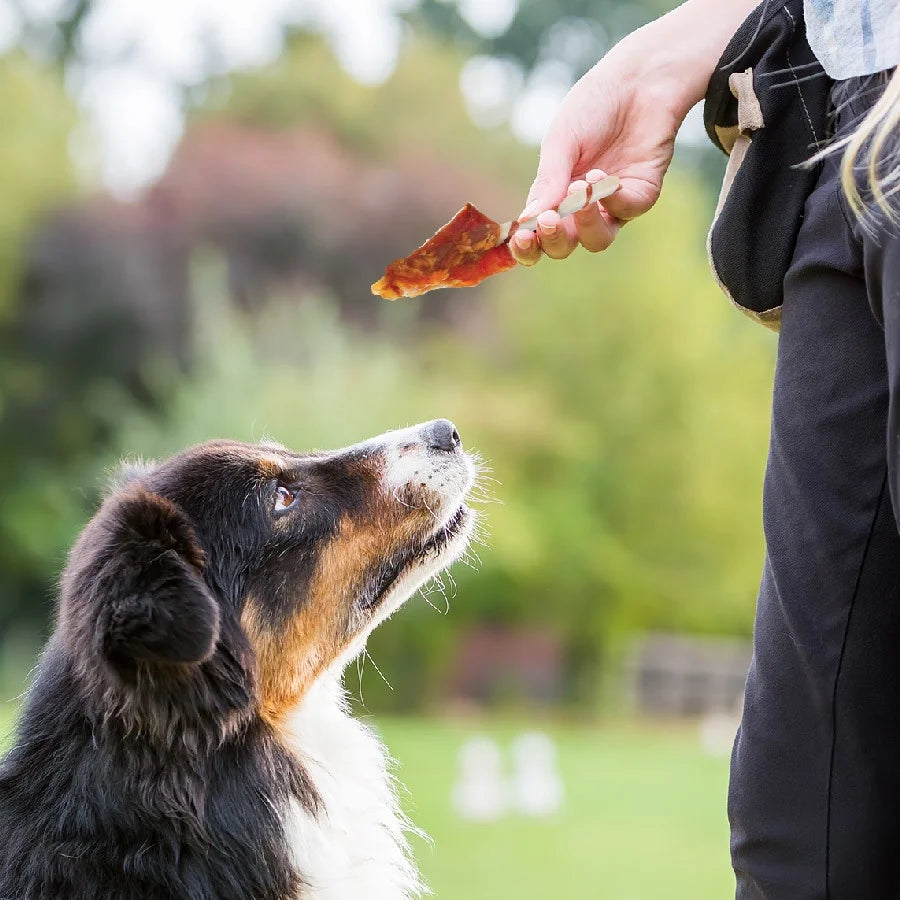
top-left (611, 0), bottom-right (763, 121)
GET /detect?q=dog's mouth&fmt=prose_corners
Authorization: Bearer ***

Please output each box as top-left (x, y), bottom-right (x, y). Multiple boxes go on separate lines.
top-left (359, 504), bottom-right (470, 612)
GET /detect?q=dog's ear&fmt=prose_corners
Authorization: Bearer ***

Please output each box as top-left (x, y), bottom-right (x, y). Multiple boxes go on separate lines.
top-left (97, 489), bottom-right (220, 668)
top-left (105, 457), bottom-right (156, 495)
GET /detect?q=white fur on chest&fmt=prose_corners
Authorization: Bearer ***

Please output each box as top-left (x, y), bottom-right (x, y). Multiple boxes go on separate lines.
top-left (281, 674), bottom-right (425, 900)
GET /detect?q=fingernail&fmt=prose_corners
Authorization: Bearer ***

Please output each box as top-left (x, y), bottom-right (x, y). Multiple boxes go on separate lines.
top-left (519, 200), bottom-right (541, 219)
top-left (586, 169), bottom-right (607, 183)
top-left (514, 230), bottom-right (534, 249)
top-left (538, 214), bottom-right (558, 236)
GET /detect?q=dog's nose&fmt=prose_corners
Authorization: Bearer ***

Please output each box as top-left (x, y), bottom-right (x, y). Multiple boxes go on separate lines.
top-left (425, 419), bottom-right (462, 453)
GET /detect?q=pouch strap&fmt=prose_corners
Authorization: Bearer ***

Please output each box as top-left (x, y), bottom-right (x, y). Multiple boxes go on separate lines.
top-left (708, 67), bottom-right (782, 332)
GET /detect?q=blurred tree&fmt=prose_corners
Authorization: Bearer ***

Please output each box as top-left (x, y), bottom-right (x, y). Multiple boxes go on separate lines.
top-left (37, 0), bottom-right (92, 66)
top-left (208, 30), bottom-right (536, 180)
top-left (409, 0), bottom-right (672, 75)
top-left (406, 0), bottom-right (724, 199)
top-left (0, 52), bottom-right (78, 319)
top-left (0, 52), bottom-right (79, 633)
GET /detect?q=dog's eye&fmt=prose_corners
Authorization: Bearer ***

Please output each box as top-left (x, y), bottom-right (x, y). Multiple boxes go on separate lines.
top-left (274, 485), bottom-right (297, 512)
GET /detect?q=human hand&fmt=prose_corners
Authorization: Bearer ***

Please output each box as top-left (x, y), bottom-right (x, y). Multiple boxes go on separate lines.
top-left (511, 0), bottom-right (759, 264)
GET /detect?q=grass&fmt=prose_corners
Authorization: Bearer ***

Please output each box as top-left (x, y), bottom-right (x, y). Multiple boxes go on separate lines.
top-left (0, 702), bottom-right (733, 898)
top-left (381, 716), bottom-right (733, 899)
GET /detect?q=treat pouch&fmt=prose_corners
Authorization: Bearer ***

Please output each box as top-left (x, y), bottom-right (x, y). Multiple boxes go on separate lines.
top-left (704, 0), bottom-right (831, 331)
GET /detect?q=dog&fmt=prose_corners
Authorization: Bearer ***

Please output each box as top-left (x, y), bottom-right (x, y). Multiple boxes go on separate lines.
top-left (0, 419), bottom-right (477, 899)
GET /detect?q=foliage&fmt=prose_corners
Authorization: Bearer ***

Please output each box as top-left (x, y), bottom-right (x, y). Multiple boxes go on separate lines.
top-left (202, 31), bottom-right (537, 184)
top-left (409, 0), bottom-right (672, 76)
top-left (0, 52), bottom-right (78, 319)
top-left (0, 52), bottom-right (80, 634)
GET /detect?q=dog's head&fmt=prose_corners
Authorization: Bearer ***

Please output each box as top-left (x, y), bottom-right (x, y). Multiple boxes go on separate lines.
top-left (60, 420), bottom-right (475, 726)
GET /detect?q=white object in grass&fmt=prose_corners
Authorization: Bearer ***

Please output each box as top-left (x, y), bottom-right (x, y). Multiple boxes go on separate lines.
top-left (452, 736), bottom-right (507, 822)
top-left (509, 731), bottom-right (564, 818)
top-left (699, 711), bottom-right (740, 758)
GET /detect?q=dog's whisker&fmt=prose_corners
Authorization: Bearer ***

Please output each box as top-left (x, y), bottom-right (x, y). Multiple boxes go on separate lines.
top-left (418, 588), bottom-right (443, 614)
top-left (429, 573), bottom-right (451, 615)
top-left (356, 651), bottom-right (367, 707)
top-left (364, 649), bottom-right (394, 692)
top-left (391, 488), bottom-right (415, 510)
top-left (423, 577), bottom-right (450, 614)
top-left (421, 497), bottom-right (440, 522)
top-left (444, 569), bottom-right (458, 601)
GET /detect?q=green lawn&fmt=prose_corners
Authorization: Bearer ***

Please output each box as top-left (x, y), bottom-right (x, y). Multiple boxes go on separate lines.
top-left (0, 703), bottom-right (733, 898)
top-left (381, 717), bottom-right (733, 899)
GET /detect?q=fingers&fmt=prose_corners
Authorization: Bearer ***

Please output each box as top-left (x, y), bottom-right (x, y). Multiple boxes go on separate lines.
top-left (510, 230), bottom-right (541, 267)
top-left (575, 171), bottom-right (621, 252)
top-left (573, 203), bottom-right (619, 253)
top-left (589, 167), bottom-right (659, 222)
top-left (536, 210), bottom-right (578, 259)
top-left (511, 177), bottom-right (620, 265)
top-left (520, 126), bottom-right (578, 219)
top-left (510, 213), bottom-right (580, 265)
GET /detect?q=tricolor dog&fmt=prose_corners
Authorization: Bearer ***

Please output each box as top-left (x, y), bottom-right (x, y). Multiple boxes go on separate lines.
top-left (0, 420), bottom-right (477, 899)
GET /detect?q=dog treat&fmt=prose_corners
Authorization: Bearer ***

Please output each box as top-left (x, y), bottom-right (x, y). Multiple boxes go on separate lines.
top-left (371, 204), bottom-right (515, 300)
top-left (371, 174), bottom-right (620, 300)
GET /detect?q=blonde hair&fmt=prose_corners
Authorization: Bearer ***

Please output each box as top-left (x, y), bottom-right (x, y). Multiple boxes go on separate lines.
top-left (839, 68), bottom-right (900, 221)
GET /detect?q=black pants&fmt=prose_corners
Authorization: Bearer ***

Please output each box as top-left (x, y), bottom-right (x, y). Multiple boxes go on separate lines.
top-left (730, 77), bottom-right (900, 898)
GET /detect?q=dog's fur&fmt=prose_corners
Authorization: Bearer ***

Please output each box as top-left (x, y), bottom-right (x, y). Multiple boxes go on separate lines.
top-left (0, 421), bottom-right (475, 899)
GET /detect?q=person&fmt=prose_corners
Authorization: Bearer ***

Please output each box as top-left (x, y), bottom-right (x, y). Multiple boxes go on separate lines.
top-left (510, 1), bottom-right (900, 897)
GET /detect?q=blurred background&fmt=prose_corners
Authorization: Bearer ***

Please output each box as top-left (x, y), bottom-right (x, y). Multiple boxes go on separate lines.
top-left (0, 0), bottom-right (775, 895)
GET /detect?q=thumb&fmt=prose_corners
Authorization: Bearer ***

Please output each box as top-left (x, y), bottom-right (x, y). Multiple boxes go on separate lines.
top-left (520, 128), bottom-right (578, 219)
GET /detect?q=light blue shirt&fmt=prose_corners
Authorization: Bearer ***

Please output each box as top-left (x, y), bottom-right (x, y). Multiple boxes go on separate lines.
top-left (805, 0), bottom-right (900, 78)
